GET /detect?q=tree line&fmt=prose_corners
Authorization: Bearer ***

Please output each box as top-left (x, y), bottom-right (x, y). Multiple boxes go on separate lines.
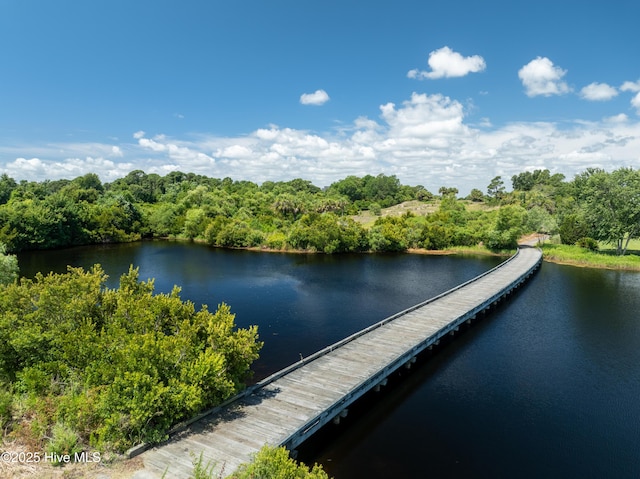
top-left (0, 166), bottom-right (639, 263)
top-left (1, 167), bottom-right (640, 259)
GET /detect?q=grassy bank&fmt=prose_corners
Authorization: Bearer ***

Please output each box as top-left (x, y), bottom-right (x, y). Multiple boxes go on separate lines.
top-left (541, 243), bottom-right (640, 271)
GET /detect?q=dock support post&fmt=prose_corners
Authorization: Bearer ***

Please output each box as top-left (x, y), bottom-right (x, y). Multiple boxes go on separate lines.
top-left (374, 378), bottom-right (388, 392)
top-left (333, 409), bottom-right (349, 425)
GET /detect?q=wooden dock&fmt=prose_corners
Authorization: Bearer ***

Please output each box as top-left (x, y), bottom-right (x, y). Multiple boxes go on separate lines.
top-left (132, 246), bottom-right (542, 478)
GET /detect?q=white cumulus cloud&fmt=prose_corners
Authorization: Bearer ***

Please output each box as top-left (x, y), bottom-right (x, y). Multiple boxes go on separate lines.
top-left (604, 113), bottom-right (629, 124)
top-left (408, 46), bottom-right (486, 80)
top-left (380, 93), bottom-right (468, 141)
top-left (3, 92), bottom-right (640, 196)
top-left (580, 82), bottom-right (618, 101)
top-left (300, 89), bottom-right (330, 106)
top-left (621, 80), bottom-right (640, 93)
top-left (3, 156), bottom-right (134, 182)
top-left (632, 92), bottom-right (640, 114)
top-left (618, 80), bottom-right (640, 114)
top-left (518, 57), bottom-right (570, 97)
top-left (111, 146), bottom-right (123, 157)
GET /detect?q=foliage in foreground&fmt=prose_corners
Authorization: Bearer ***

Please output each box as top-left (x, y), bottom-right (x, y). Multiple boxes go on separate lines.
top-left (228, 445), bottom-right (329, 479)
top-left (0, 242), bottom-right (18, 285)
top-left (185, 445), bottom-right (330, 479)
top-left (0, 266), bottom-right (262, 452)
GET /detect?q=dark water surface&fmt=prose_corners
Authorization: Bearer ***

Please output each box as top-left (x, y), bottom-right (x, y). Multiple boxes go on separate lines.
top-left (17, 241), bottom-right (640, 478)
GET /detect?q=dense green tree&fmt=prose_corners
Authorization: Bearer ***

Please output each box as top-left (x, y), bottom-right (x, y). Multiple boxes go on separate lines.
top-left (328, 176), bottom-right (364, 202)
top-left (525, 206), bottom-right (557, 236)
top-left (421, 222), bottom-right (454, 250)
top-left (487, 176), bottom-right (506, 204)
top-left (438, 195), bottom-right (468, 225)
top-left (557, 212), bottom-right (590, 245)
top-left (287, 213), bottom-right (368, 253)
top-left (575, 167), bottom-right (640, 255)
top-left (368, 202), bottom-right (382, 216)
top-left (484, 205), bottom-right (527, 250)
top-left (283, 178), bottom-right (322, 194)
top-left (438, 186), bottom-right (459, 198)
top-left (511, 169), bottom-right (547, 191)
top-left (484, 229), bottom-right (520, 250)
top-left (108, 170), bottom-right (164, 203)
top-left (0, 243), bottom-right (18, 285)
top-left (146, 202), bottom-right (185, 236)
top-left (494, 205), bottom-right (527, 233)
top-left (0, 266), bottom-right (262, 451)
top-left (72, 172), bottom-right (104, 193)
top-left (183, 208), bottom-right (208, 239)
top-left (467, 188), bottom-right (485, 202)
top-left (0, 174), bottom-right (17, 205)
top-left (92, 194), bottom-right (144, 243)
top-left (328, 174), bottom-right (414, 208)
top-left (216, 219), bottom-right (263, 248)
top-left (361, 174), bottom-right (402, 206)
top-left (314, 196), bottom-right (348, 215)
top-left (369, 217), bottom-right (408, 252)
top-left (414, 185), bottom-right (433, 201)
top-left (512, 169), bottom-right (566, 193)
top-left (272, 193), bottom-right (306, 220)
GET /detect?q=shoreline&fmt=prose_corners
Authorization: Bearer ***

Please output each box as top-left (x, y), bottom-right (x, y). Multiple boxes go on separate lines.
top-left (16, 236), bottom-right (640, 273)
top-left (193, 238), bottom-right (640, 272)
top-left (539, 254), bottom-right (640, 271)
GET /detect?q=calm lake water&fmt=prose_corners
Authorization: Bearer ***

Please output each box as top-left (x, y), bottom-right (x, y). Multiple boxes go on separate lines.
top-left (17, 241), bottom-right (640, 478)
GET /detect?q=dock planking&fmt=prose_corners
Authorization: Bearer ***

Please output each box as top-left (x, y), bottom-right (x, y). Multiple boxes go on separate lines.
top-left (133, 246), bottom-right (542, 478)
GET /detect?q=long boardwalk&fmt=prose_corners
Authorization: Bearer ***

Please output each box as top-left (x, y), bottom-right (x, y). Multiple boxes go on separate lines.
top-left (133, 246), bottom-right (542, 478)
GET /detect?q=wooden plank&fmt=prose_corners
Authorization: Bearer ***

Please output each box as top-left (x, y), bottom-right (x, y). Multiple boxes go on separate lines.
top-left (262, 393), bottom-right (322, 421)
top-left (275, 376), bottom-right (343, 401)
top-left (306, 355), bottom-right (380, 377)
top-left (277, 375), bottom-right (347, 399)
top-left (299, 361), bottom-right (369, 384)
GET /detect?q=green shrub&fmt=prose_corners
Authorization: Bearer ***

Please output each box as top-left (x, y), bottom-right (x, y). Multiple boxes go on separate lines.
top-left (265, 231), bottom-right (287, 250)
top-left (558, 213), bottom-right (589, 245)
top-left (216, 220), bottom-right (254, 247)
top-left (287, 213), bottom-right (367, 253)
top-left (0, 388), bottom-right (12, 428)
top-left (576, 237), bottom-right (599, 251)
top-left (484, 228), bottom-right (519, 251)
top-left (204, 217), bottom-right (231, 245)
top-left (368, 217), bottom-right (407, 252)
top-left (230, 445), bottom-right (329, 479)
top-left (46, 422), bottom-right (82, 463)
top-left (191, 451), bottom-right (216, 479)
top-left (0, 266), bottom-right (262, 452)
top-left (422, 223), bottom-right (454, 250)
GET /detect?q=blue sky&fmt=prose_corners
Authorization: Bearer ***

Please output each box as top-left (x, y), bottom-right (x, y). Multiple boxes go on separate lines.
top-left (1, 0), bottom-right (640, 194)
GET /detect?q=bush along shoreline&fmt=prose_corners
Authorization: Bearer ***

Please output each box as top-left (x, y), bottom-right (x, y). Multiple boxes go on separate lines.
top-left (0, 265), bottom-right (262, 454)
